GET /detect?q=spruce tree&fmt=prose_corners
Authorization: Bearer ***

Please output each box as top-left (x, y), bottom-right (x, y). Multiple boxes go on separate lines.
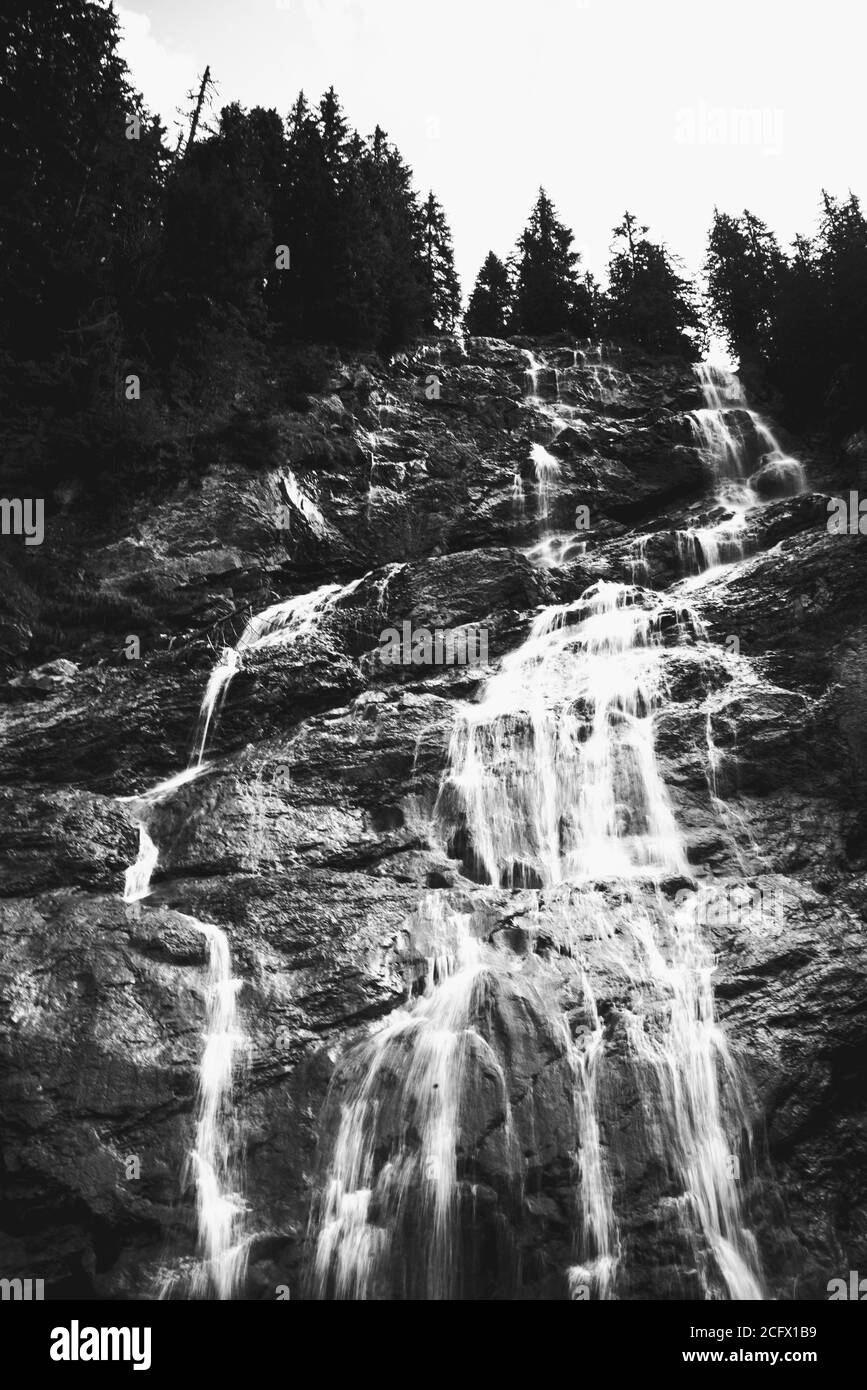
top-left (1, 0), bottom-right (164, 360)
top-left (604, 212), bottom-right (703, 358)
top-left (421, 192), bottom-right (462, 334)
top-left (1, 0), bottom-right (165, 490)
top-left (510, 189), bottom-right (593, 336)
top-left (464, 253), bottom-right (512, 337)
top-left (159, 103), bottom-right (274, 356)
top-left (705, 209), bottom-right (782, 362)
top-left (363, 131), bottom-right (428, 350)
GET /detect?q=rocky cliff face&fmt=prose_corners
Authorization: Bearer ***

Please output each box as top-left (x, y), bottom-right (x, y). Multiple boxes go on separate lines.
top-left (1, 336), bottom-right (866, 1300)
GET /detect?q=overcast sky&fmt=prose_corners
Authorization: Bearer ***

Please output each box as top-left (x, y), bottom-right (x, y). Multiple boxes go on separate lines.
top-left (117, 0), bottom-right (864, 299)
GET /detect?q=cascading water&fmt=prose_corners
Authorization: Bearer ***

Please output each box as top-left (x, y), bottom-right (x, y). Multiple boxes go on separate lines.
top-left (523, 348), bottom-right (543, 400)
top-left (512, 470), bottom-right (526, 511)
top-left (123, 577), bottom-right (365, 1298)
top-left (305, 346), bottom-right (773, 1301)
top-left (624, 892), bottom-right (764, 1301)
top-left (520, 347), bottom-right (587, 564)
top-left (309, 569), bottom-right (765, 1299)
top-left (450, 581), bottom-right (763, 1297)
top-left (187, 918), bottom-right (249, 1299)
top-left (124, 824), bottom-right (159, 904)
top-left (121, 766), bottom-right (207, 904)
top-left (567, 972), bottom-right (619, 1300)
top-left (123, 789), bottom-right (248, 1298)
top-left (670, 363), bottom-right (808, 582)
top-left (310, 896), bottom-right (494, 1301)
top-left (694, 363), bottom-right (746, 411)
top-left (191, 581), bottom-right (349, 768)
top-left (531, 441), bottom-right (561, 524)
top-left (447, 584), bottom-right (688, 887)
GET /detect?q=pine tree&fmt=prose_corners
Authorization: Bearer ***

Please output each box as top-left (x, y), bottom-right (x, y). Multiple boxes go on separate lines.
top-left (363, 131), bottom-right (428, 350)
top-left (813, 192), bottom-right (867, 430)
top-left (770, 234), bottom-right (827, 424)
top-left (704, 196), bottom-right (867, 431)
top-left (464, 252), bottom-right (512, 337)
top-left (0, 0), bottom-right (166, 491)
top-left (318, 86), bottom-right (350, 169)
top-left (277, 90), bottom-right (340, 341)
top-left (1, 0), bottom-right (164, 360)
top-left (421, 192), bottom-right (462, 334)
top-left (510, 189), bottom-right (593, 336)
top-left (604, 212), bottom-right (703, 357)
top-left (705, 209), bottom-right (782, 363)
top-left (158, 102), bottom-right (274, 356)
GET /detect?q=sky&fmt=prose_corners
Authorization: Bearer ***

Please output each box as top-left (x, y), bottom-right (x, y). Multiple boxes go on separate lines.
top-left (116, 0), bottom-right (865, 300)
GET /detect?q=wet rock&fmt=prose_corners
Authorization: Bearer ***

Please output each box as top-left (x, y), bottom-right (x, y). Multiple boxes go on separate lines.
top-left (9, 658), bottom-right (79, 692)
top-left (1, 335), bottom-right (866, 1301)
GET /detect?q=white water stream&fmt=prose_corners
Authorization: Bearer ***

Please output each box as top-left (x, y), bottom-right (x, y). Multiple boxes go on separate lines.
top-left (308, 347), bottom-right (778, 1301)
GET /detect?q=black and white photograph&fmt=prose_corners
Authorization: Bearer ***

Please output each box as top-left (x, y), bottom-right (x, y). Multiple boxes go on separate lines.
top-left (2, 0), bottom-right (866, 1360)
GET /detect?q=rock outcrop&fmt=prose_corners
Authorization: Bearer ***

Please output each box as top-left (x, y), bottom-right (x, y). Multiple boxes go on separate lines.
top-left (1, 336), bottom-right (865, 1300)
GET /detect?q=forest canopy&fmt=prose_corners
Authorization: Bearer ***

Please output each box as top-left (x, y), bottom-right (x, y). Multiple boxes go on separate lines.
top-left (2, 0), bottom-right (865, 502)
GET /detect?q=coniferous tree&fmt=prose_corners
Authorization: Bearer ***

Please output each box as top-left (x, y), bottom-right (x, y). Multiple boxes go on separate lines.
top-left (704, 196), bottom-right (867, 430)
top-left (363, 129), bottom-right (429, 350)
top-left (421, 192), bottom-right (462, 334)
top-left (1, 0), bottom-right (165, 488)
top-left (603, 212), bottom-right (704, 358)
top-left (510, 189), bottom-right (594, 336)
top-left (157, 102), bottom-right (275, 371)
top-left (464, 252), bottom-right (512, 337)
top-left (1, 0), bottom-right (165, 351)
top-left (811, 192), bottom-right (867, 430)
top-left (704, 210), bottom-right (783, 365)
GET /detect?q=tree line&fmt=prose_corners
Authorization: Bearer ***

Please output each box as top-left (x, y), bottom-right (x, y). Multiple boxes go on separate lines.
top-left (467, 186), bottom-right (867, 434)
top-left (705, 197), bottom-right (867, 432)
top-left (1, 2), bottom-right (461, 495)
top-left (2, 1), bottom-right (864, 505)
top-left (466, 196), bottom-right (703, 359)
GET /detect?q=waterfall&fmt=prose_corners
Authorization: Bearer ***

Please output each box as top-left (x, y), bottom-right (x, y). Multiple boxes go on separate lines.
top-left (123, 824), bottom-right (159, 904)
top-left (193, 650), bottom-right (241, 769)
top-left (311, 897), bottom-right (491, 1300)
top-left (567, 972), bottom-right (619, 1299)
top-left (120, 773), bottom-right (249, 1299)
top-left (694, 363), bottom-right (746, 411)
top-left (123, 579), bottom-right (365, 1294)
top-left (120, 766), bottom-right (208, 904)
top-left (298, 347), bottom-right (776, 1301)
top-left (447, 584), bottom-right (689, 887)
top-left (309, 564), bottom-right (765, 1298)
top-left (680, 363), bottom-right (807, 580)
top-left (676, 500), bottom-right (750, 580)
top-left (624, 886), bottom-right (764, 1299)
top-left (691, 362), bottom-right (807, 496)
top-left (123, 571), bottom-right (388, 1298)
top-left (531, 442), bottom-right (561, 524)
top-left (191, 580), bottom-right (353, 768)
top-left (512, 470), bottom-right (526, 510)
top-left (444, 576), bottom-right (763, 1297)
top-left (187, 919), bottom-right (249, 1300)
top-left (523, 348), bottom-right (543, 400)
